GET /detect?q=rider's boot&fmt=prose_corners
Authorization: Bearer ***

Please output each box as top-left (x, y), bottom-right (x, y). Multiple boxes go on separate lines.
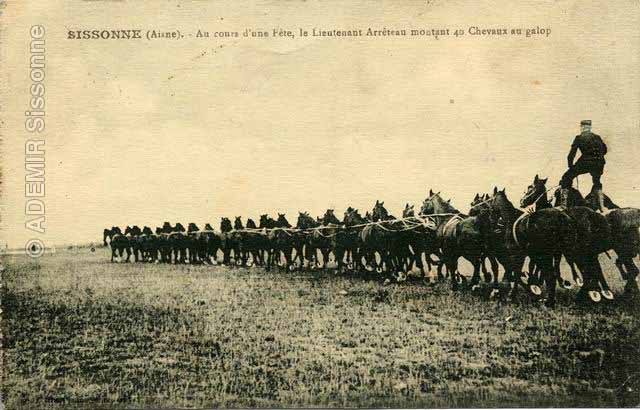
top-left (558, 188), bottom-right (569, 210)
top-left (595, 188), bottom-right (605, 213)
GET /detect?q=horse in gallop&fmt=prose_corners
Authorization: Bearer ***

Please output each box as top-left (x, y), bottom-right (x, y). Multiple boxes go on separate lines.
top-left (200, 223), bottom-right (221, 264)
top-left (420, 191), bottom-right (493, 290)
top-left (167, 223), bottom-right (188, 264)
top-left (267, 214), bottom-right (295, 272)
top-left (369, 200), bottom-right (414, 276)
top-left (186, 223), bottom-right (202, 264)
top-left (311, 209), bottom-right (342, 269)
top-left (489, 187), bottom-right (578, 307)
top-left (139, 226), bottom-right (157, 262)
top-left (220, 217), bottom-right (238, 266)
top-left (295, 212), bottom-right (320, 270)
top-left (107, 227), bottom-right (131, 263)
top-left (521, 175), bottom-right (613, 303)
top-left (154, 223), bottom-right (174, 263)
top-left (549, 180), bottom-right (640, 301)
top-left (124, 226), bottom-right (143, 262)
top-left (402, 203), bottom-right (441, 278)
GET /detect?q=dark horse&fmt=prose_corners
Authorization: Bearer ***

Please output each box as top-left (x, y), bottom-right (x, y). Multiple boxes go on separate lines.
top-left (310, 210), bottom-right (342, 269)
top-left (220, 217), bottom-right (239, 266)
top-left (402, 204), bottom-right (441, 278)
top-left (267, 214), bottom-right (295, 272)
top-left (295, 212), bottom-right (320, 270)
top-left (124, 225), bottom-right (142, 262)
top-left (550, 181), bottom-right (640, 300)
top-left (420, 191), bottom-right (493, 290)
top-left (335, 208), bottom-right (367, 273)
top-left (490, 187), bottom-right (577, 307)
top-left (521, 175), bottom-right (613, 303)
top-left (106, 227), bottom-right (131, 263)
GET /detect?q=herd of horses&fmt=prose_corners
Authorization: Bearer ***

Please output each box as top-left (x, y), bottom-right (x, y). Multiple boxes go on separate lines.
top-left (103, 175), bottom-right (640, 308)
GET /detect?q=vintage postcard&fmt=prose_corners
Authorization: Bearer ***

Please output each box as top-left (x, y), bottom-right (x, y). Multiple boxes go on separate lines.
top-left (1, 0), bottom-right (639, 408)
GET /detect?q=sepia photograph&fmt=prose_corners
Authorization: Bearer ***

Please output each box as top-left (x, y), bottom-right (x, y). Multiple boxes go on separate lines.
top-left (1, 1), bottom-right (639, 408)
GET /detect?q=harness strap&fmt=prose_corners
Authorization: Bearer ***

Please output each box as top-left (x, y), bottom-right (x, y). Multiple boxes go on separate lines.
top-left (512, 212), bottom-right (529, 248)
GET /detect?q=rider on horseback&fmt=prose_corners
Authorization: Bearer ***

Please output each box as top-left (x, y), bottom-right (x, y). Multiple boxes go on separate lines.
top-left (559, 120), bottom-right (608, 212)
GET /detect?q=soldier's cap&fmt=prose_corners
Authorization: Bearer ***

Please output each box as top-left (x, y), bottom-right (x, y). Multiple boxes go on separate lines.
top-left (580, 120), bottom-right (592, 126)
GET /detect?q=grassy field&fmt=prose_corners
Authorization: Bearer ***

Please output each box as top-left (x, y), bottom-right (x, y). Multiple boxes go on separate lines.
top-left (2, 248), bottom-right (639, 408)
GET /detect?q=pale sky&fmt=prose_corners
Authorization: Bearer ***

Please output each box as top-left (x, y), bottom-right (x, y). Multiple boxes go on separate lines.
top-left (1, 1), bottom-right (639, 247)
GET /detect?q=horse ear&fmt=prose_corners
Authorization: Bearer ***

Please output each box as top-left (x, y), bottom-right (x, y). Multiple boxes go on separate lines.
top-left (381, 201), bottom-right (384, 206)
top-left (493, 186), bottom-right (498, 194)
top-left (429, 189), bottom-right (434, 196)
top-left (534, 174), bottom-right (539, 182)
top-left (541, 177), bottom-right (548, 184)
top-left (502, 188), bottom-right (506, 193)
top-left (474, 193), bottom-right (479, 200)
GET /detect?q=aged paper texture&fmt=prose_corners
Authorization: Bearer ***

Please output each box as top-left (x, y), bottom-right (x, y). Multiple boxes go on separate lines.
top-left (1, 1), bottom-right (639, 408)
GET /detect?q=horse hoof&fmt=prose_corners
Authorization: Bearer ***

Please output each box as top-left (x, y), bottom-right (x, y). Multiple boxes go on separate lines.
top-left (288, 264), bottom-right (296, 272)
top-left (397, 272), bottom-right (407, 282)
top-left (246, 261), bottom-right (254, 267)
top-left (365, 265), bottom-right (374, 272)
top-left (588, 290), bottom-right (602, 303)
top-left (575, 277), bottom-right (584, 287)
top-left (529, 284), bottom-right (542, 296)
top-left (456, 275), bottom-right (464, 285)
top-left (601, 289), bottom-right (614, 300)
top-left (347, 263), bottom-right (354, 270)
top-left (376, 267), bottom-right (383, 273)
top-left (561, 279), bottom-right (573, 289)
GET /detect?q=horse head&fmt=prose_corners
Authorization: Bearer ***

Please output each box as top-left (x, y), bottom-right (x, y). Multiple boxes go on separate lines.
top-left (174, 223), bottom-right (186, 232)
top-left (520, 174), bottom-right (548, 208)
top-left (162, 222), bottom-right (172, 233)
top-left (188, 223), bottom-right (200, 233)
top-left (259, 214), bottom-right (276, 229)
top-left (420, 191), bottom-right (458, 215)
top-left (204, 223), bottom-right (214, 231)
top-left (103, 228), bottom-right (112, 245)
top-left (344, 208), bottom-right (366, 226)
top-left (372, 200), bottom-right (393, 221)
top-left (142, 226), bottom-right (153, 236)
top-left (220, 217), bottom-right (233, 233)
top-left (233, 217), bottom-right (244, 230)
top-left (322, 209), bottom-right (341, 225)
top-left (276, 213), bottom-right (291, 228)
top-left (246, 219), bottom-right (257, 229)
top-left (403, 203), bottom-right (415, 218)
top-left (296, 212), bottom-right (315, 229)
top-left (489, 187), bottom-right (516, 219)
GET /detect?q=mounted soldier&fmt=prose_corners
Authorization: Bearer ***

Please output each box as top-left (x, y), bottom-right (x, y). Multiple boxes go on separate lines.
top-left (558, 120), bottom-right (608, 212)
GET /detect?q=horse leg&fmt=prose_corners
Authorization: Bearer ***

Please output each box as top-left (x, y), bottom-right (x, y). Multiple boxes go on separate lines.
top-left (447, 257), bottom-right (459, 291)
top-left (489, 255), bottom-right (500, 284)
top-left (481, 257), bottom-right (491, 283)
top-left (539, 255), bottom-right (556, 308)
top-left (622, 257), bottom-right (640, 300)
